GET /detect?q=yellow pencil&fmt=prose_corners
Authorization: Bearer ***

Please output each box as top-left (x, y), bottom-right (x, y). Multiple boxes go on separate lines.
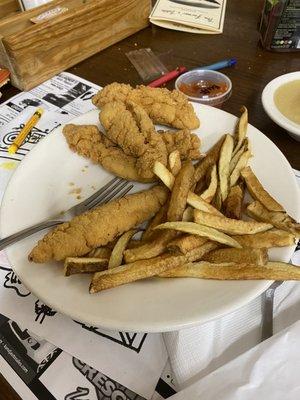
top-left (8, 107), bottom-right (44, 154)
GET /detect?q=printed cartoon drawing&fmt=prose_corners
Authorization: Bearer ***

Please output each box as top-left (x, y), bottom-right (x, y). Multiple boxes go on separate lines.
top-left (75, 322), bottom-right (147, 353)
top-left (65, 387), bottom-right (90, 400)
top-left (8, 320), bottom-right (57, 365)
top-left (34, 300), bottom-right (57, 324)
top-left (3, 270), bottom-right (31, 297)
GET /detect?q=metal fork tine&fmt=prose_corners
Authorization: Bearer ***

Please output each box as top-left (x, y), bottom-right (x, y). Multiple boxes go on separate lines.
top-left (107, 184), bottom-right (134, 202)
top-left (100, 181), bottom-right (130, 204)
top-left (84, 178), bottom-right (125, 210)
top-left (86, 182), bottom-right (133, 210)
top-left (80, 177), bottom-right (122, 208)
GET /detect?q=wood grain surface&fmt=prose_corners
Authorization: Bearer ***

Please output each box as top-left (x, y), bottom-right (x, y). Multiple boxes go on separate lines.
top-left (0, 0), bottom-right (20, 19)
top-left (0, 1), bottom-right (299, 397)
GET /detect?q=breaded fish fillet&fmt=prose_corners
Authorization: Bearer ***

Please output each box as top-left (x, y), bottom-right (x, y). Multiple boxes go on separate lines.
top-left (99, 101), bottom-right (149, 157)
top-left (93, 83), bottom-right (200, 130)
top-left (100, 101), bottom-right (168, 179)
top-left (29, 185), bottom-right (168, 263)
top-left (160, 130), bottom-right (201, 160)
top-left (63, 124), bottom-right (201, 181)
top-left (63, 124), bottom-right (154, 183)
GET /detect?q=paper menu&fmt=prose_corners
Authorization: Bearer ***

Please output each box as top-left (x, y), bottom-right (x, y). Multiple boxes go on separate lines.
top-left (150, 0), bottom-right (227, 34)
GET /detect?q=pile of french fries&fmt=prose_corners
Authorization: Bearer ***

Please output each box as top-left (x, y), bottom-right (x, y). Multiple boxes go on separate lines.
top-left (64, 107), bottom-right (300, 293)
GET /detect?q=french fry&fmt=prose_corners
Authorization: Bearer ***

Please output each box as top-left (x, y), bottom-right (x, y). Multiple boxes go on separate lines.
top-left (86, 247), bottom-right (111, 259)
top-left (195, 176), bottom-right (207, 195)
top-left (200, 164), bottom-right (218, 203)
top-left (223, 184), bottom-right (244, 220)
top-left (194, 135), bottom-right (225, 183)
top-left (212, 186), bottom-right (223, 211)
top-left (167, 235), bottom-right (208, 254)
top-left (241, 166), bottom-right (284, 212)
top-left (232, 106), bottom-right (248, 157)
top-left (229, 143), bottom-right (245, 174)
top-left (126, 239), bottom-right (144, 249)
top-left (90, 253), bottom-right (187, 293)
top-left (185, 241), bottom-right (219, 261)
top-left (187, 192), bottom-right (223, 216)
top-left (182, 206), bottom-right (194, 222)
top-left (64, 257), bottom-right (108, 276)
top-left (246, 201), bottom-right (300, 237)
top-left (229, 150), bottom-right (252, 187)
top-left (168, 150), bottom-right (182, 176)
top-left (160, 261), bottom-right (300, 281)
top-left (233, 229), bottom-right (296, 248)
top-left (142, 203), bottom-right (168, 241)
top-left (154, 161), bottom-right (223, 217)
top-left (124, 230), bottom-right (176, 263)
top-left (194, 209), bottom-right (273, 235)
top-left (90, 243), bottom-right (210, 293)
top-left (155, 221), bottom-right (242, 248)
top-left (203, 248), bottom-right (268, 266)
top-left (167, 161), bottom-right (194, 222)
top-left (90, 241), bottom-right (220, 293)
top-left (153, 161), bottom-right (174, 189)
top-left (108, 230), bottom-right (136, 269)
top-left (218, 134), bottom-right (234, 201)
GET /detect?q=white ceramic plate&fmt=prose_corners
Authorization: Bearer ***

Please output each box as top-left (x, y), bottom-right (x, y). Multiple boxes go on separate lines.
top-left (262, 71), bottom-right (300, 141)
top-left (1, 104), bottom-right (299, 332)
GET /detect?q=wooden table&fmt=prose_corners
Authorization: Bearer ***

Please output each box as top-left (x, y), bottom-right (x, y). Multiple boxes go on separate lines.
top-left (0, 0), bottom-right (299, 398)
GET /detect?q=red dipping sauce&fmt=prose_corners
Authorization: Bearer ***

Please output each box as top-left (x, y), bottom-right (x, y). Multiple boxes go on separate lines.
top-left (175, 70), bottom-right (232, 108)
top-left (179, 80), bottom-right (229, 99)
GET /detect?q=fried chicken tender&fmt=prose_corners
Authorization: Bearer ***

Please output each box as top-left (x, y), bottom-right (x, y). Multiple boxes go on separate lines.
top-left (100, 100), bottom-right (168, 180)
top-left (99, 101), bottom-right (149, 157)
top-left (93, 83), bottom-right (200, 130)
top-left (160, 130), bottom-right (201, 160)
top-left (63, 124), bottom-right (154, 183)
top-left (29, 185), bottom-right (168, 263)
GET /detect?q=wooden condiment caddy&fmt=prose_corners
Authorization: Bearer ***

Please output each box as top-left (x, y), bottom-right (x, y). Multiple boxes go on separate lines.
top-left (0, 0), bottom-right (151, 90)
top-left (0, 0), bottom-right (20, 19)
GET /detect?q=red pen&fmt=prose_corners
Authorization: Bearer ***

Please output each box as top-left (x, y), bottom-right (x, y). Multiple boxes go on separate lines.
top-left (148, 66), bottom-right (187, 87)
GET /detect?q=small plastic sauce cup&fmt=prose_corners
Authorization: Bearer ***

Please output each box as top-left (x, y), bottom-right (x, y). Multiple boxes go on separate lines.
top-left (175, 69), bottom-right (232, 108)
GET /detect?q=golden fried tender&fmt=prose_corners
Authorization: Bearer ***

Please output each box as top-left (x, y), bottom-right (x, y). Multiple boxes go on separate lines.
top-left (100, 100), bottom-right (168, 180)
top-left (160, 130), bottom-right (201, 160)
top-left (93, 83), bottom-right (200, 130)
top-left (94, 82), bottom-right (132, 105)
top-left (63, 124), bottom-right (154, 183)
top-left (99, 101), bottom-right (150, 157)
top-left (29, 185), bottom-right (168, 263)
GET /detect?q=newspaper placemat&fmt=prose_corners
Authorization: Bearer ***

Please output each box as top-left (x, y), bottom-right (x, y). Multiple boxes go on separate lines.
top-left (0, 313), bottom-right (176, 400)
top-left (0, 73), bottom-right (170, 400)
